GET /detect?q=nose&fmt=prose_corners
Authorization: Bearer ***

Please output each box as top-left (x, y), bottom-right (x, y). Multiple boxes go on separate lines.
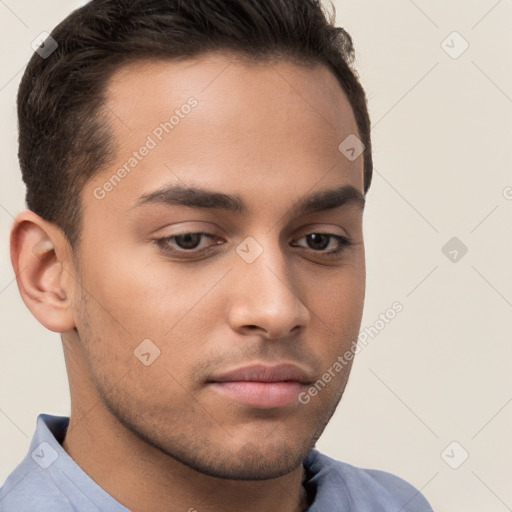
top-left (226, 239), bottom-right (311, 340)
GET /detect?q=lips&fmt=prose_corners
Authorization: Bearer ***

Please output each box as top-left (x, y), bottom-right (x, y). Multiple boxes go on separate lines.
top-left (210, 363), bottom-right (312, 384)
top-left (208, 363), bottom-right (313, 409)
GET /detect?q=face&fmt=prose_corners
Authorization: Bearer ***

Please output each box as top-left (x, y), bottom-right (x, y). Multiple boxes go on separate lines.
top-left (70, 53), bottom-right (366, 480)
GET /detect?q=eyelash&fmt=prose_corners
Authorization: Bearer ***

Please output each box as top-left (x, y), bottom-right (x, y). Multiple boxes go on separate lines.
top-left (153, 231), bottom-right (353, 259)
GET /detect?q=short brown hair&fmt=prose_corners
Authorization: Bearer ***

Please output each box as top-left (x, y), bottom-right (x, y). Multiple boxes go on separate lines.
top-left (18, 0), bottom-right (372, 249)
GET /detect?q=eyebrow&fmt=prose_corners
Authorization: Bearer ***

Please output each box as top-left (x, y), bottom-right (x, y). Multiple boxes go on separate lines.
top-left (133, 183), bottom-right (365, 217)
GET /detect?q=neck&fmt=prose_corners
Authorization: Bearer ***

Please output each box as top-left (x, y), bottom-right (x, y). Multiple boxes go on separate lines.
top-left (61, 405), bottom-right (309, 512)
top-left (60, 335), bottom-right (310, 512)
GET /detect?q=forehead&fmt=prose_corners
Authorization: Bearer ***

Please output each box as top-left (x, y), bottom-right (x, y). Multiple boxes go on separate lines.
top-left (86, 53), bottom-right (363, 217)
top-left (104, 52), bottom-right (356, 125)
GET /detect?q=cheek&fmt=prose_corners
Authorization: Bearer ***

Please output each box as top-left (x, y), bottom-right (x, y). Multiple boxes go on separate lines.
top-left (77, 231), bottom-right (364, 356)
top-left (78, 243), bottom-right (196, 332)
top-left (305, 264), bottom-right (365, 357)
top-left (308, 257), bottom-right (365, 317)
top-left (74, 245), bottom-right (227, 387)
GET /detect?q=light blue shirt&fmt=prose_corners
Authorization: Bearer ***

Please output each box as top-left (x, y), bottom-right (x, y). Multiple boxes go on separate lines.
top-left (0, 414), bottom-right (434, 511)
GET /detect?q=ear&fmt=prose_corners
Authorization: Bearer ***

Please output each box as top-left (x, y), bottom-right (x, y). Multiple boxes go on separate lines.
top-left (10, 210), bottom-right (77, 333)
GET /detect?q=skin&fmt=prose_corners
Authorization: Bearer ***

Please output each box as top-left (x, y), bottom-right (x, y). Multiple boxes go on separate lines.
top-left (11, 53), bottom-right (366, 512)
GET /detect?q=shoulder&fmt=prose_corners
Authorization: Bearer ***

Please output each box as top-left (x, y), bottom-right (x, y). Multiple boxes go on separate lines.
top-left (0, 414), bottom-right (76, 512)
top-left (0, 464), bottom-right (74, 512)
top-left (304, 449), bottom-right (434, 511)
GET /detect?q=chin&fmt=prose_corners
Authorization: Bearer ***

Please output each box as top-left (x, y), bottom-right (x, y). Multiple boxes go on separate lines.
top-left (172, 442), bottom-right (307, 481)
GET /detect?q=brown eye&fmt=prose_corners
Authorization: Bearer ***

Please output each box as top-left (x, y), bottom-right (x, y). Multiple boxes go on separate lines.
top-left (154, 232), bottom-right (223, 257)
top-left (304, 233), bottom-right (330, 251)
top-left (173, 233), bottom-right (204, 250)
top-left (293, 233), bottom-right (352, 256)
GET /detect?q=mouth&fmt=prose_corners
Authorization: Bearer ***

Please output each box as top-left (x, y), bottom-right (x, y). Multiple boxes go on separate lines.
top-left (207, 363), bottom-right (313, 409)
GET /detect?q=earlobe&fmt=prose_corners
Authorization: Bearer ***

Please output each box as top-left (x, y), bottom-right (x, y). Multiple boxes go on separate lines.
top-left (10, 210), bottom-right (76, 333)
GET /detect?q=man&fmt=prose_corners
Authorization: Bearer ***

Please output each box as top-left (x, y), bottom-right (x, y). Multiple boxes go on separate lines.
top-left (0, 0), bottom-right (434, 510)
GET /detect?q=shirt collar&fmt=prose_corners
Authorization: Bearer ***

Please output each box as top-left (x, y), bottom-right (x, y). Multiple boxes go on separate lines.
top-left (34, 413), bottom-right (333, 511)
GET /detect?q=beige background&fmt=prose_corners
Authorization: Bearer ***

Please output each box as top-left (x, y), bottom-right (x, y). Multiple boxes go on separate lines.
top-left (1, 1), bottom-right (511, 510)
